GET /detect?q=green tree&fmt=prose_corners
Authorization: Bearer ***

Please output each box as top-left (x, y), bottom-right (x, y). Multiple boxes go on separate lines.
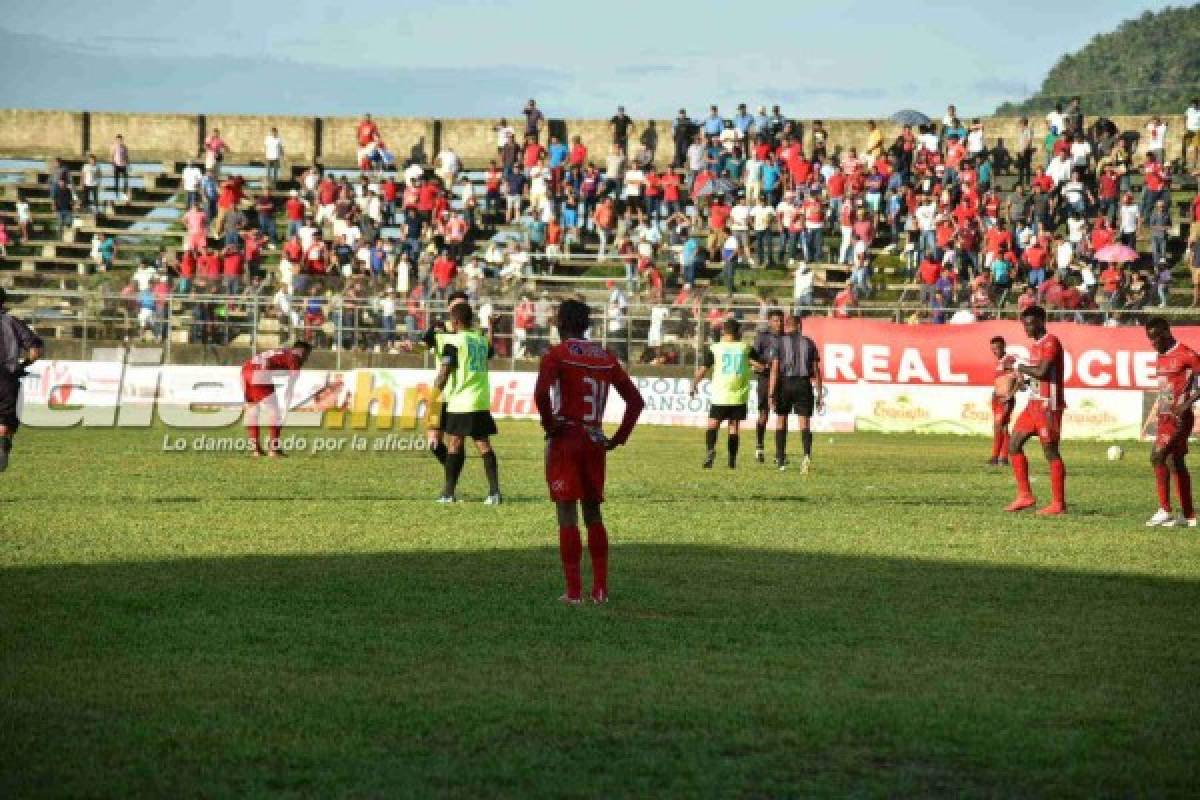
top-left (996, 5), bottom-right (1200, 116)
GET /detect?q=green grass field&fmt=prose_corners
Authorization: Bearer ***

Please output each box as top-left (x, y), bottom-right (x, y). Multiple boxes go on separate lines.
top-left (2, 421), bottom-right (1199, 797)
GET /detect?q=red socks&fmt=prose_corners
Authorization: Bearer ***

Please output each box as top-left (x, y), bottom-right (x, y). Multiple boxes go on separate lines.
top-left (247, 425), bottom-right (260, 450)
top-left (1155, 463), bottom-right (1172, 511)
top-left (1179, 464), bottom-right (1195, 519)
top-left (559, 526), bottom-right (582, 600)
top-left (270, 425), bottom-right (282, 451)
top-left (1011, 453), bottom-right (1032, 497)
top-left (1049, 458), bottom-right (1067, 508)
top-left (586, 523), bottom-right (609, 597)
top-left (991, 429), bottom-right (1003, 459)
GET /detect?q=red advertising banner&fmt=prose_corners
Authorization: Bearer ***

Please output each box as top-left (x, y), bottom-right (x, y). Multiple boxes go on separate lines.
top-left (802, 320), bottom-right (1200, 390)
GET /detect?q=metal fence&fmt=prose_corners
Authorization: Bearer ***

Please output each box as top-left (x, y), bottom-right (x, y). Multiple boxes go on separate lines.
top-left (16, 287), bottom-right (1200, 370)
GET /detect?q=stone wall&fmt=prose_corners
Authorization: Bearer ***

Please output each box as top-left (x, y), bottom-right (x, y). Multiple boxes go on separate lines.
top-left (0, 109), bottom-right (1190, 168)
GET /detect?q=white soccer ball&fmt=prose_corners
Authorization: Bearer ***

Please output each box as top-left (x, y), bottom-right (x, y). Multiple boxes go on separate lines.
top-left (1107, 445), bottom-right (1124, 462)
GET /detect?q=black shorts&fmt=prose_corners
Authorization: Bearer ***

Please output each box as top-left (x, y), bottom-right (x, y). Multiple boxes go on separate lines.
top-left (709, 403), bottom-right (747, 422)
top-left (775, 377), bottom-right (814, 417)
top-left (442, 410), bottom-right (498, 439)
top-left (427, 401), bottom-right (448, 431)
top-left (0, 370), bottom-right (20, 433)
top-left (754, 373), bottom-right (771, 412)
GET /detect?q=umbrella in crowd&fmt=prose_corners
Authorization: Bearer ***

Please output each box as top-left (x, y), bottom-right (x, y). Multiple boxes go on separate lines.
top-left (889, 109), bottom-right (931, 126)
top-left (1095, 243), bottom-right (1139, 263)
top-left (692, 176), bottom-right (734, 199)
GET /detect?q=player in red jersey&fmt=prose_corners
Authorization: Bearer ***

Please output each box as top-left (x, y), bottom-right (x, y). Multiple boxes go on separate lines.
top-left (1003, 305), bottom-right (1067, 514)
top-left (1144, 317), bottom-right (1200, 527)
top-left (241, 341), bottom-right (312, 457)
top-left (534, 299), bottom-right (644, 605)
top-left (989, 336), bottom-right (1017, 467)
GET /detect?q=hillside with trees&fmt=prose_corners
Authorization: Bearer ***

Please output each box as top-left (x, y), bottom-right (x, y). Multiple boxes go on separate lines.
top-left (996, 5), bottom-right (1200, 116)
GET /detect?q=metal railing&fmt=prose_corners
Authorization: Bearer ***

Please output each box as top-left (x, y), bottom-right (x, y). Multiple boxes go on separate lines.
top-left (14, 286), bottom-right (1200, 370)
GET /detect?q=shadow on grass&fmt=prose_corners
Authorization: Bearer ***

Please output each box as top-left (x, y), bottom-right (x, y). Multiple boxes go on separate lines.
top-left (1, 546), bottom-right (1198, 797)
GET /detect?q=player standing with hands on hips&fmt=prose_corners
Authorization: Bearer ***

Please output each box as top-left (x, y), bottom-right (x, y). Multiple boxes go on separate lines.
top-left (1144, 317), bottom-right (1200, 527)
top-left (1002, 305), bottom-right (1067, 515)
top-left (535, 300), bottom-right (644, 605)
top-left (0, 287), bottom-right (43, 473)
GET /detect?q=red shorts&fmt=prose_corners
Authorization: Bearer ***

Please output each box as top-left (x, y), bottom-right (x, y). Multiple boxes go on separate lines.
top-left (992, 398), bottom-right (1015, 427)
top-left (545, 427), bottom-right (607, 503)
top-left (1155, 410), bottom-right (1194, 457)
top-left (242, 366), bottom-right (276, 405)
top-left (1013, 403), bottom-right (1062, 446)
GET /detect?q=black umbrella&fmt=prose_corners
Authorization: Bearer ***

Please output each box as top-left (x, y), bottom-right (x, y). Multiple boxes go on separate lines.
top-left (889, 109), bottom-right (931, 126)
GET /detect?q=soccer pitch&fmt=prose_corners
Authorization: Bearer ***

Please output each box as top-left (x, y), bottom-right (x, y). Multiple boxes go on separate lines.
top-left (2, 422), bottom-right (1198, 797)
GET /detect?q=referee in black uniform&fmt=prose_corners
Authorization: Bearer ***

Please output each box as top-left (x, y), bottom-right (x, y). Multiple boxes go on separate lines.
top-left (752, 309), bottom-right (783, 463)
top-left (0, 287), bottom-right (44, 472)
top-left (767, 313), bottom-right (822, 472)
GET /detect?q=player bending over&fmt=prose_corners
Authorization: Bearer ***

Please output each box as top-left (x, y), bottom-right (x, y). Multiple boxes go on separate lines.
top-left (534, 299), bottom-right (644, 604)
top-left (989, 335), bottom-right (1017, 467)
top-left (0, 287), bottom-right (44, 473)
top-left (691, 318), bottom-right (765, 469)
top-left (768, 313), bottom-right (823, 472)
top-left (752, 309), bottom-right (783, 462)
top-left (1144, 317), bottom-right (1200, 527)
top-left (1003, 305), bottom-right (1067, 515)
top-left (242, 341), bottom-right (312, 457)
top-left (433, 302), bottom-right (501, 504)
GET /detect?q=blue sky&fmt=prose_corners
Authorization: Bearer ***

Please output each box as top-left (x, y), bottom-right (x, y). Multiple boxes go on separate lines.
top-left (0, 0), bottom-right (1177, 118)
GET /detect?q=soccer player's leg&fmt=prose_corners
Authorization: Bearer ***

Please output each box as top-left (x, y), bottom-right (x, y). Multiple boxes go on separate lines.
top-left (990, 401), bottom-right (1006, 466)
top-left (0, 371), bottom-right (18, 472)
top-left (548, 431), bottom-right (586, 603)
top-left (242, 376), bottom-right (274, 457)
top-left (440, 427), bottom-right (467, 502)
top-left (703, 416), bottom-right (719, 469)
top-left (0, 420), bottom-right (15, 474)
top-left (427, 401), bottom-right (448, 464)
top-left (1006, 408), bottom-right (1038, 511)
top-left (774, 384), bottom-right (792, 470)
top-left (581, 499), bottom-right (608, 603)
top-left (263, 391), bottom-right (286, 457)
top-left (1156, 412), bottom-right (1195, 526)
top-left (1036, 410), bottom-right (1067, 515)
top-left (755, 379), bottom-right (770, 462)
top-left (474, 430), bottom-right (502, 504)
top-left (726, 417), bottom-right (741, 468)
top-left (797, 379), bottom-right (815, 474)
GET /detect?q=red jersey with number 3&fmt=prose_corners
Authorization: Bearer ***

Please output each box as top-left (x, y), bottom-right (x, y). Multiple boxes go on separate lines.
top-left (1156, 342), bottom-right (1200, 411)
top-left (537, 339), bottom-right (628, 429)
top-left (1028, 334), bottom-right (1066, 411)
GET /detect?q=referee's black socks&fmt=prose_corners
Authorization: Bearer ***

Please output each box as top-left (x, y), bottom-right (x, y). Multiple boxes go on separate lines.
top-left (728, 433), bottom-right (739, 467)
top-left (755, 419), bottom-right (767, 450)
top-left (802, 430), bottom-right (813, 458)
top-left (775, 428), bottom-right (787, 462)
top-left (705, 428), bottom-right (717, 454)
top-left (0, 435), bottom-right (10, 473)
top-left (431, 440), bottom-right (448, 464)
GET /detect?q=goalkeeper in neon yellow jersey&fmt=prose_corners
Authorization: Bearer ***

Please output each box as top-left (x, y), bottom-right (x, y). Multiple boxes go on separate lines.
top-left (432, 301), bottom-right (501, 504)
top-left (689, 317), bottom-right (767, 469)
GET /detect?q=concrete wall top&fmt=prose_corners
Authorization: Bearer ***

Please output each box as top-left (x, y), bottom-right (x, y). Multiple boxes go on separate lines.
top-left (206, 114), bottom-right (316, 163)
top-left (0, 110), bottom-right (86, 159)
top-left (0, 109), bottom-right (1190, 169)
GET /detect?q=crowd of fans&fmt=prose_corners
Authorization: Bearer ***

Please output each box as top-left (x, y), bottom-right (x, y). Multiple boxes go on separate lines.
top-left (7, 95), bottom-right (1200, 352)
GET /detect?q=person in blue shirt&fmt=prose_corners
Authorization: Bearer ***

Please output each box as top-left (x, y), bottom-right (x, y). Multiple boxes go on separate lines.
top-left (703, 106), bottom-right (724, 138)
top-left (548, 137), bottom-right (568, 170)
top-left (733, 104), bottom-right (754, 137)
top-left (760, 155), bottom-right (782, 205)
top-left (681, 236), bottom-right (701, 286)
top-left (753, 106), bottom-right (770, 139)
top-left (978, 157), bottom-right (994, 192)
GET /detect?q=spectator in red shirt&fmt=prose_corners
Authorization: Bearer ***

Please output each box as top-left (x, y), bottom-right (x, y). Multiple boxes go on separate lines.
top-left (221, 244), bottom-right (244, 296)
top-left (357, 114), bottom-right (380, 147)
top-left (432, 251), bottom-right (458, 299)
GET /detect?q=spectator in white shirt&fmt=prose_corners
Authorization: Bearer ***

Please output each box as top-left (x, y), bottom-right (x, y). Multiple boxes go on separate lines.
top-left (181, 161), bottom-right (203, 210)
top-left (1185, 98), bottom-right (1200, 169)
top-left (264, 128), bottom-right (284, 185)
top-left (1145, 116), bottom-right (1167, 163)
